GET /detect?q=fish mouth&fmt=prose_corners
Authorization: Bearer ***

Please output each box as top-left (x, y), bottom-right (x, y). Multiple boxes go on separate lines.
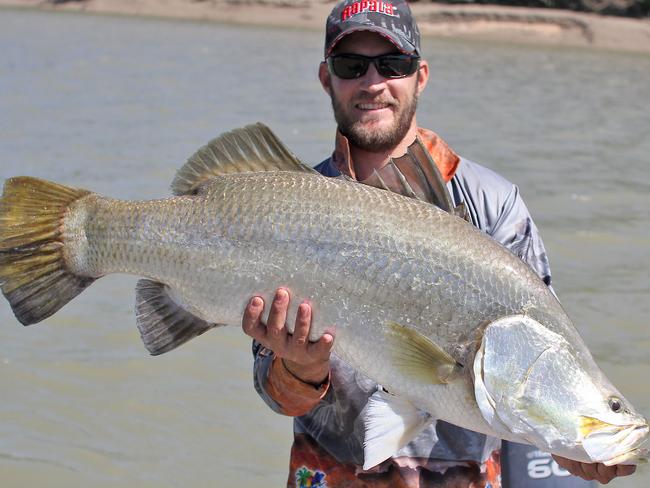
top-left (604, 445), bottom-right (648, 466)
top-left (581, 417), bottom-right (649, 465)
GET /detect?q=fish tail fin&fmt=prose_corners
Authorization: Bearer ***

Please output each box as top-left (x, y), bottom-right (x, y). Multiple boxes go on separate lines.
top-left (0, 176), bottom-right (97, 325)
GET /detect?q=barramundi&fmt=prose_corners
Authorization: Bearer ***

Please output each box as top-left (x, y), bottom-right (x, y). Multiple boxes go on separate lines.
top-left (0, 124), bottom-right (647, 470)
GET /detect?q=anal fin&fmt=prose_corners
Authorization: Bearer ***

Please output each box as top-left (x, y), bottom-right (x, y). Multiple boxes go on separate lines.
top-left (136, 279), bottom-right (223, 355)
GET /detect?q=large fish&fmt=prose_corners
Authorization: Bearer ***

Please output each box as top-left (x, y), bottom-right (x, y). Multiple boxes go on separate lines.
top-left (0, 124), bottom-right (647, 470)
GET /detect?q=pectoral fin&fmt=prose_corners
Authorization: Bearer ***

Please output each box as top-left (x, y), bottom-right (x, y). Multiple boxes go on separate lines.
top-left (386, 321), bottom-right (462, 384)
top-left (362, 388), bottom-right (434, 470)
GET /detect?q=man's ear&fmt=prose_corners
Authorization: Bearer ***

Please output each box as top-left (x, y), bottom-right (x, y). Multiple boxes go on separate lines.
top-left (416, 60), bottom-right (429, 96)
top-left (319, 61), bottom-right (332, 95)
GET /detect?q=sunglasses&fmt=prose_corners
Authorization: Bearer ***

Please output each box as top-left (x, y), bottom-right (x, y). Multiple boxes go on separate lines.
top-left (327, 53), bottom-right (420, 80)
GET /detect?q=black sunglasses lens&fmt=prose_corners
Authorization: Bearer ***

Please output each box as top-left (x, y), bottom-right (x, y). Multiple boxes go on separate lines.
top-left (329, 55), bottom-right (419, 80)
top-left (330, 56), bottom-right (369, 79)
top-left (377, 56), bottom-right (418, 78)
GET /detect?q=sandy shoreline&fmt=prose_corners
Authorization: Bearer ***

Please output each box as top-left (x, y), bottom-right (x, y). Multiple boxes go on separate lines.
top-left (2, 0), bottom-right (650, 54)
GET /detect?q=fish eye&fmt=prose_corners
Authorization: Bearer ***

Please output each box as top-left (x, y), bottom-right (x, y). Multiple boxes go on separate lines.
top-left (608, 397), bottom-right (623, 413)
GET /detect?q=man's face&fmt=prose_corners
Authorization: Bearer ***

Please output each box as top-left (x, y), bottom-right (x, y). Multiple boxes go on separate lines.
top-left (320, 31), bottom-right (428, 152)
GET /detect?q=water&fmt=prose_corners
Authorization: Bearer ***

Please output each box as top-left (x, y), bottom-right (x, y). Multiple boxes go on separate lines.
top-left (1, 7), bottom-right (649, 487)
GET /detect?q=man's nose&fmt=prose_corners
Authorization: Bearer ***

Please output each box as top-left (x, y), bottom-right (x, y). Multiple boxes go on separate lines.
top-left (359, 62), bottom-right (388, 90)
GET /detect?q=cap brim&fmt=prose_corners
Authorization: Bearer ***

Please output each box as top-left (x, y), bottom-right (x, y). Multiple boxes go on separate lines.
top-left (325, 25), bottom-right (417, 58)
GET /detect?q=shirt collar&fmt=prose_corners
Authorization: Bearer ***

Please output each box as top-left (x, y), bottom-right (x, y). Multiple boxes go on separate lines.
top-left (331, 127), bottom-right (460, 183)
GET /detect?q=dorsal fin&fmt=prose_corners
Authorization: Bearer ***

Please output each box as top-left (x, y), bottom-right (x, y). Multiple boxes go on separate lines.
top-left (171, 122), bottom-right (317, 195)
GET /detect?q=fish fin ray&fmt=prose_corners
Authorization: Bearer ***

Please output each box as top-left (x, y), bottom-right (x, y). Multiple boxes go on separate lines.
top-left (0, 177), bottom-right (96, 324)
top-left (362, 388), bottom-right (434, 470)
top-left (135, 279), bottom-right (223, 355)
top-left (171, 123), bottom-right (317, 195)
top-left (385, 321), bottom-right (462, 384)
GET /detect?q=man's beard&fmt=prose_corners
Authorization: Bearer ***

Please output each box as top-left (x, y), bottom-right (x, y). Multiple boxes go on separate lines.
top-left (330, 84), bottom-right (418, 153)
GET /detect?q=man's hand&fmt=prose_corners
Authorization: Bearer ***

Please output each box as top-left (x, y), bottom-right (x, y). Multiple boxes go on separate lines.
top-left (242, 288), bottom-right (335, 386)
top-left (552, 455), bottom-right (636, 484)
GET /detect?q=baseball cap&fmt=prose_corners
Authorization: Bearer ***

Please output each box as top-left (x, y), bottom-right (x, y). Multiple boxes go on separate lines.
top-left (324, 0), bottom-right (421, 58)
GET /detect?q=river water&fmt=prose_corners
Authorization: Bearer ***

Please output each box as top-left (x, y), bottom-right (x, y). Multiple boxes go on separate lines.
top-left (0, 7), bottom-right (649, 487)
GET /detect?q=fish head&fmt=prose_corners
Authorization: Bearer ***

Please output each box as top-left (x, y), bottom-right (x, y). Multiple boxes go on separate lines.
top-left (473, 314), bottom-right (649, 465)
top-left (567, 369), bottom-right (648, 466)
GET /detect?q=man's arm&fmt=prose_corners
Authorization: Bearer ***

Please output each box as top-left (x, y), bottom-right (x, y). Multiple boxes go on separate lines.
top-left (242, 288), bottom-right (334, 416)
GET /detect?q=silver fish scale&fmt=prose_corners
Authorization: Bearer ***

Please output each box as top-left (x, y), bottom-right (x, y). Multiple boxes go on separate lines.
top-left (68, 171), bottom-right (572, 433)
top-left (73, 170), bottom-right (565, 343)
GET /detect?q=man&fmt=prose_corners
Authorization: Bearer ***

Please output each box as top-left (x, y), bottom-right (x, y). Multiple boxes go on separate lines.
top-left (241, 0), bottom-right (637, 485)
